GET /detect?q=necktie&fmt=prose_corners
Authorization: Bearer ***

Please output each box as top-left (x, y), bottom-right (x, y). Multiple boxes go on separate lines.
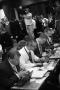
top-left (28, 51), bottom-right (33, 63)
top-left (24, 47), bottom-right (33, 63)
top-left (16, 65), bottom-right (20, 72)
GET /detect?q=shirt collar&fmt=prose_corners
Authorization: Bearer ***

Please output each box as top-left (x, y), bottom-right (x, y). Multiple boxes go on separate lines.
top-left (24, 46), bottom-right (30, 53)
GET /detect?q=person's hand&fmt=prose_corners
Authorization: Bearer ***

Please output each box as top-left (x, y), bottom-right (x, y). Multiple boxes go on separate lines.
top-left (17, 70), bottom-right (31, 80)
top-left (34, 58), bottom-right (44, 63)
top-left (17, 71), bottom-right (27, 78)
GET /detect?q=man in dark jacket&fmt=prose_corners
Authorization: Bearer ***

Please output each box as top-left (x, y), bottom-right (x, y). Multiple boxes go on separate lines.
top-left (0, 47), bottom-right (24, 90)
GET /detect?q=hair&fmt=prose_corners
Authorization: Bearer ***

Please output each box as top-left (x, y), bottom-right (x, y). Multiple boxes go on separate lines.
top-left (24, 35), bottom-right (32, 41)
top-left (23, 8), bottom-right (30, 15)
top-left (17, 40), bottom-right (26, 50)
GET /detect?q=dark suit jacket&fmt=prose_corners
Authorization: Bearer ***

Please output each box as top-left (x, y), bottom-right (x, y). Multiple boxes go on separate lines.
top-left (0, 60), bottom-right (19, 90)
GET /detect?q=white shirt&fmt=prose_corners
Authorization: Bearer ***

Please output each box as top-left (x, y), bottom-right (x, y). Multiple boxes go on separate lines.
top-left (18, 46), bottom-right (39, 70)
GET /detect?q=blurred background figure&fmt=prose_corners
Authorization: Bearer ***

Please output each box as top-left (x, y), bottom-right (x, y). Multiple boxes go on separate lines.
top-left (36, 32), bottom-right (48, 53)
top-left (23, 8), bottom-right (36, 39)
top-left (42, 17), bottom-right (48, 28)
top-left (36, 27), bottom-right (54, 55)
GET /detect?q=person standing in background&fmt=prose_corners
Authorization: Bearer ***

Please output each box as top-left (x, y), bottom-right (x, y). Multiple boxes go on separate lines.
top-left (23, 9), bottom-right (36, 39)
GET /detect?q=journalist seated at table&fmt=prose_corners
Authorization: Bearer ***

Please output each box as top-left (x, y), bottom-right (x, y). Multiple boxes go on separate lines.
top-left (36, 29), bottom-right (54, 54)
top-left (0, 47), bottom-right (31, 90)
top-left (18, 36), bottom-right (43, 70)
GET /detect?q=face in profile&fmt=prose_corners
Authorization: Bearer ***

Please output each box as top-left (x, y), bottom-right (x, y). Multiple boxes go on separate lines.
top-left (30, 41), bottom-right (37, 51)
top-left (13, 52), bottom-right (20, 65)
top-left (39, 38), bottom-right (46, 45)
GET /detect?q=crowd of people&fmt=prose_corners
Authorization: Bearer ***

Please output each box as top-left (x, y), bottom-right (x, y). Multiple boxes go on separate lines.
top-left (0, 8), bottom-right (60, 90)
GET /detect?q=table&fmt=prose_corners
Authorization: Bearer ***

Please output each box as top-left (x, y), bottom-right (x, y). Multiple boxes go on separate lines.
top-left (11, 45), bottom-right (60, 90)
top-left (11, 60), bottom-right (58, 90)
top-left (11, 74), bottom-right (49, 90)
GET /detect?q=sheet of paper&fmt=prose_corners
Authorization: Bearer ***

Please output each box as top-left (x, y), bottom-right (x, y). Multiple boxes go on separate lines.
top-left (31, 69), bottom-right (47, 78)
top-left (46, 61), bottom-right (54, 70)
top-left (27, 67), bottom-right (40, 72)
